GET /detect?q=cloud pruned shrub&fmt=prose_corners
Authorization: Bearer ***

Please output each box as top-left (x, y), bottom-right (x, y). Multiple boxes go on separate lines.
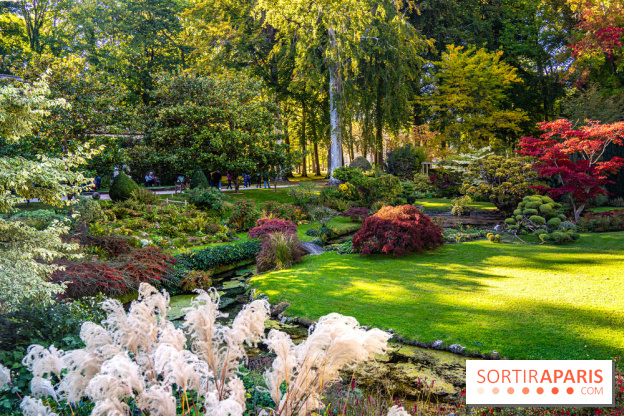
top-left (353, 205), bottom-right (443, 256)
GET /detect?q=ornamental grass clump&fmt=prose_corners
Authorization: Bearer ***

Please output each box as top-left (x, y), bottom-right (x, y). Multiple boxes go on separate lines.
top-left (256, 232), bottom-right (306, 272)
top-left (353, 205), bottom-right (444, 256)
top-left (0, 283), bottom-right (393, 416)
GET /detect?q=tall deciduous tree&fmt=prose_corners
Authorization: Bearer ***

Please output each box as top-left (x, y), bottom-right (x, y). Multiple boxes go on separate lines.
top-left (255, 0), bottom-right (418, 179)
top-left (519, 119), bottom-right (624, 221)
top-left (143, 72), bottom-right (291, 193)
top-left (419, 45), bottom-right (528, 152)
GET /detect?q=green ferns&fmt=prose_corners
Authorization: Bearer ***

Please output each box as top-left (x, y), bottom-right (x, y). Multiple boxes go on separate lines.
top-left (505, 195), bottom-right (579, 244)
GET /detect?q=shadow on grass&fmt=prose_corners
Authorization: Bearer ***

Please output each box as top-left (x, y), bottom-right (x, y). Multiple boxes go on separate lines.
top-left (252, 233), bottom-right (624, 360)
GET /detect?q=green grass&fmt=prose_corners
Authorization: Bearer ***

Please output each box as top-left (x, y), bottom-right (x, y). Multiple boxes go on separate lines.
top-left (413, 198), bottom-right (497, 212)
top-left (587, 206), bottom-right (623, 213)
top-left (252, 232), bottom-right (624, 360)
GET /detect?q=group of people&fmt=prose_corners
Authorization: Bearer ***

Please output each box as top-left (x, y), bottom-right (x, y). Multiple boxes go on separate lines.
top-left (242, 172), bottom-right (270, 189)
top-left (144, 172), bottom-right (160, 187)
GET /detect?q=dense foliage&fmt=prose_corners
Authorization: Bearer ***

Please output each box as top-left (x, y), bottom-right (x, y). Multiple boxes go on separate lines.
top-left (577, 210), bottom-right (624, 233)
top-left (256, 232), bottom-right (306, 272)
top-left (108, 172), bottom-right (140, 202)
top-left (353, 205), bottom-right (443, 256)
top-left (177, 241), bottom-right (261, 271)
top-left (247, 218), bottom-right (297, 240)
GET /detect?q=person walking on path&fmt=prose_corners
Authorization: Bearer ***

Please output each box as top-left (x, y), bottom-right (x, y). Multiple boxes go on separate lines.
top-left (226, 173), bottom-right (233, 189)
top-left (262, 171), bottom-right (270, 189)
top-left (212, 170), bottom-right (222, 190)
top-left (256, 172), bottom-right (261, 188)
top-left (94, 175), bottom-right (101, 191)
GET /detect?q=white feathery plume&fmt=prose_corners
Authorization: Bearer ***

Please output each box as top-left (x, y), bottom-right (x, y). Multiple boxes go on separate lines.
top-left (61, 349), bottom-right (106, 402)
top-left (262, 330), bottom-right (297, 405)
top-left (0, 364), bottom-right (11, 389)
top-left (136, 384), bottom-right (177, 416)
top-left (156, 345), bottom-right (211, 394)
top-left (85, 354), bottom-right (145, 402)
top-left (204, 391), bottom-right (245, 416)
top-left (226, 376), bottom-right (246, 408)
top-left (387, 405), bottom-right (412, 416)
top-left (20, 396), bottom-right (59, 416)
top-left (226, 299), bottom-right (270, 350)
top-left (101, 299), bottom-right (136, 350)
top-left (79, 322), bottom-right (113, 351)
top-left (30, 377), bottom-right (57, 401)
top-left (90, 398), bottom-right (129, 416)
top-left (22, 345), bottom-right (64, 378)
top-left (158, 321), bottom-right (187, 350)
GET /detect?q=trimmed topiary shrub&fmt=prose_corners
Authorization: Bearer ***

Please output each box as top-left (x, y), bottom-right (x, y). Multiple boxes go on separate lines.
top-left (248, 218), bottom-right (297, 240)
top-left (486, 233), bottom-right (501, 243)
top-left (109, 172), bottom-right (140, 202)
top-left (190, 167), bottom-right (210, 189)
top-left (350, 156), bottom-right (372, 171)
top-left (177, 240), bottom-right (261, 271)
top-left (353, 205), bottom-right (443, 256)
top-left (505, 195), bottom-right (577, 243)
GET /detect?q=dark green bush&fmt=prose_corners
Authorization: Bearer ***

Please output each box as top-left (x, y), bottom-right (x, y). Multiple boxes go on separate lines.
top-left (385, 144), bottom-right (427, 180)
top-left (185, 187), bottom-right (225, 212)
top-left (349, 156), bottom-right (372, 171)
top-left (177, 241), bottom-right (261, 271)
top-left (190, 167), bottom-right (210, 189)
top-left (109, 172), bottom-right (140, 202)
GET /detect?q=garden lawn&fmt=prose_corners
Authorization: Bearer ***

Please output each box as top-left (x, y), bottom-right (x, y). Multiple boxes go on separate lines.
top-left (227, 189), bottom-right (296, 204)
top-left (252, 232), bottom-right (624, 360)
top-left (414, 198), bottom-right (496, 211)
top-left (587, 206), bottom-right (623, 213)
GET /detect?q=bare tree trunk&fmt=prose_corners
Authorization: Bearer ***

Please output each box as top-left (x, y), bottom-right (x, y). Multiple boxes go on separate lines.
top-left (328, 28), bottom-right (343, 183)
top-left (301, 101), bottom-right (308, 177)
top-left (314, 141), bottom-right (321, 176)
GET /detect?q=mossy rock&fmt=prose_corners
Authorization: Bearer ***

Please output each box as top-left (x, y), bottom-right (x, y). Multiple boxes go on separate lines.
top-left (190, 167), bottom-right (209, 189)
top-left (109, 172), bottom-right (139, 202)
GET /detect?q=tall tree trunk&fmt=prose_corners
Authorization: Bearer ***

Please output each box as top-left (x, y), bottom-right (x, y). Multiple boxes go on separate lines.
top-left (301, 101), bottom-right (308, 177)
top-left (348, 121), bottom-right (355, 162)
top-left (314, 141), bottom-right (321, 176)
top-left (328, 29), bottom-right (343, 182)
top-left (375, 79), bottom-right (384, 166)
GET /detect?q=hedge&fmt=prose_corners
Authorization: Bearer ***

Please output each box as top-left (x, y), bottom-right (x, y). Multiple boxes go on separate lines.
top-left (177, 241), bottom-right (261, 271)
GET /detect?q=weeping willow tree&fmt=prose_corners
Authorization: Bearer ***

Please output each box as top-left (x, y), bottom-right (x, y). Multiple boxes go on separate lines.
top-left (255, 0), bottom-right (427, 181)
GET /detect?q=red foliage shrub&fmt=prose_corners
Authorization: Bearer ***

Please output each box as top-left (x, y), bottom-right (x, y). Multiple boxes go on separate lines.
top-left (63, 226), bottom-right (133, 257)
top-left (50, 247), bottom-right (176, 299)
top-left (340, 207), bottom-right (371, 222)
top-left (577, 209), bottom-right (624, 233)
top-left (248, 218), bottom-right (297, 240)
top-left (353, 205), bottom-right (443, 256)
top-left (50, 260), bottom-right (131, 298)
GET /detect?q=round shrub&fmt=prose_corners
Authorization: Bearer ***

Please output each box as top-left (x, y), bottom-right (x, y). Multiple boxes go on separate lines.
top-left (487, 233), bottom-right (501, 243)
top-left (558, 214), bottom-right (567, 221)
top-left (523, 209), bottom-right (538, 216)
top-left (190, 167), bottom-right (209, 189)
top-left (535, 229), bottom-right (548, 236)
top-left (248, 218), bottom-right (297, 240)
top-left (109, 172), bottom-right (140, 202)
top-left (546, 217), bottom-right (562, 230)
top-left (350, 156), bottom-right (372, 171)
top-left (412, 173), bottom-right (436, 194)
top-left (513, 209), bottom-right (522, 216)
top-left (505, 218), bottom-right (516, 225)
top-left (529, 215), bottom-right (545, 225)
top-left (559, 221), bottom-right (578, 232)
top-left (516, 215), bottom-right (523, 221)
top-left (571, 232), bottom-right (580, 240)
top-left (539, 233), bottom-right (551, 242)
top-left (229, 198), bottom-right (261, 230)
top-left (353, 205), bottom-right (443, 256)
top-left (539, 204), bottom-right (553, 214)
top-left (73, 197), bottom-right (106, 224)
top-left (525, 201), bottom-right (541, 209)
top-left (185, 187), bottom-right (225, 214)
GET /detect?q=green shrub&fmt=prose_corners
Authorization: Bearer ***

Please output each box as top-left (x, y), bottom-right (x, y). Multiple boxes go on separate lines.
top-left (546, 217), bottom-right (562, 229)
top-left (523, 208), bottom-right (538, 216)
top-left (131, 187), bottom-right (160, 205)
top-left (9, 209), bottom-right (68, 230)
top-left (539, 204), bottom-right (553, 214)
top-left (513, 209), bottom-right (523, 216)
top-left (229, 198), bottom-right (261, 230)
top-left (109, 172), bottom-right (140, 202)
top-left (505, 218), bottom-right (516, 225)
top-left (539, 233), bottom-right (551, 242)
top-left (451, 195), bottom-right (473, 216)
top-left (177, 241), bottom-right (261, 271)
top-left (349, 156), bottom-right (372, 171)
top-left (529, 215), bottom-right (545, 225)
top-left (412, 173), bottom-right (437, 194)
top-left (185, 187), bottom-right (225, 214)
top-left (559, 221), bottom-right (578, 232)
top-left (385, 144), bottom-right (427, 180)
top-left (333, 166), bottom-right (363, 182)
top-left (73, 197), bottom-right (106, 224)
top-left (486, 233), bottom-right (501, 243)
top-left (287, 182), bottom-right (320, 206)
top-left (190, 167), bottom-right (210, 189)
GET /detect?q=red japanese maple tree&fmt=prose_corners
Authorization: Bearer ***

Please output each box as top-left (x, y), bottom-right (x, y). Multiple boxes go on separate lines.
top-left (518, 119), bottom-right (624, 222)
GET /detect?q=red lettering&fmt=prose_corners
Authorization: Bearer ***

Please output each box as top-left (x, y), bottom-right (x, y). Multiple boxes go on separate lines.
top-left (564, 370), bottom-right (575, 383)
top-left (554, 370), bottom-right (563, 383)
top-left (478, 369), bottom-right (486, 383)
top-left (502, 370), bottom-right (511, 383)
top-left (512, 369), bottom-right (522, 383)
top-left (595, 369), bottom-right (603, 383)
top-left (541, 370), bottom-right (552, 383)
top-left (529, 370), bottom-right (538, 383)
top-left (488, 370), bottom-right (499, 383)
top-left (577, 370), bottom-right (587, 383)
